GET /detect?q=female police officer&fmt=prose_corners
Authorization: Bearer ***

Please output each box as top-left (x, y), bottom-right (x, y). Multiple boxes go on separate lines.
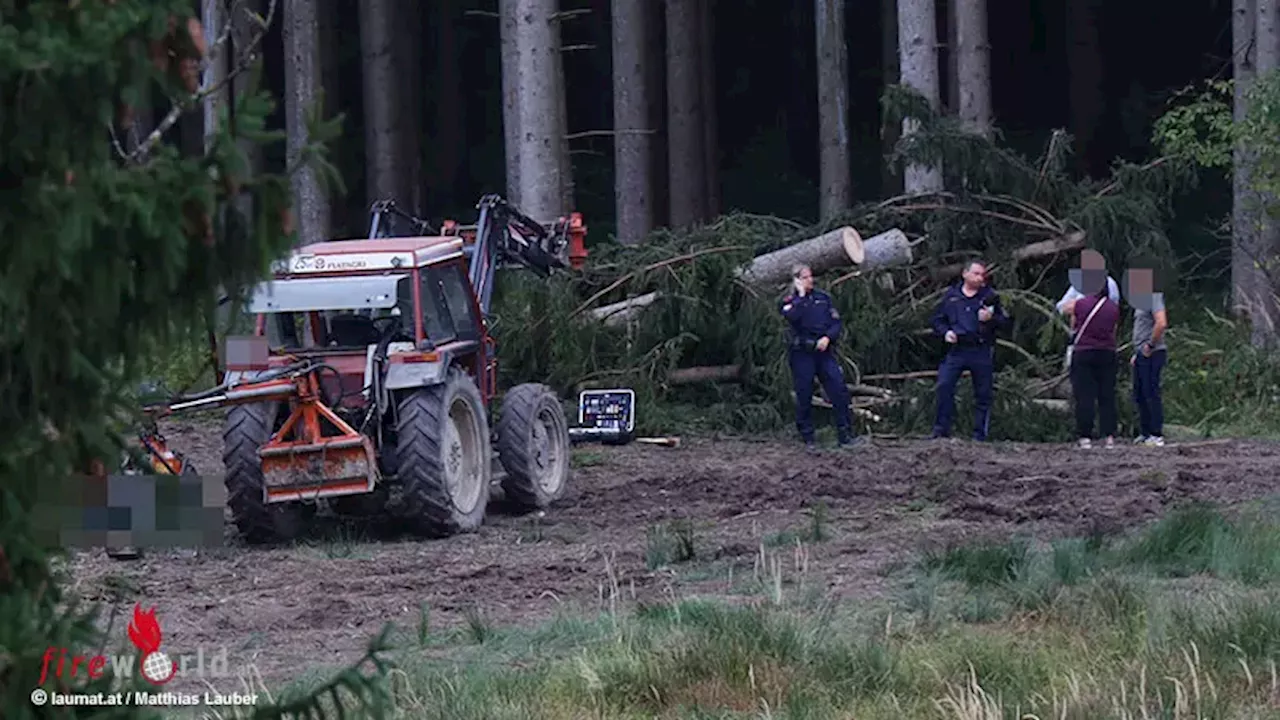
top-left (779, 264), bottom-right (863, 451)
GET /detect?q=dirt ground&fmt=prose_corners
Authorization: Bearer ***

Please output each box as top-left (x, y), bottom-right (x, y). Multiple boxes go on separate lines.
top-left (65, 417), bottom-right (1280, 692)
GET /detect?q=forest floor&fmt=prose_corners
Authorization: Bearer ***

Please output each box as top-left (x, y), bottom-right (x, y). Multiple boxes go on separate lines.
top-left (63, 416), bottom-right (1280, 718)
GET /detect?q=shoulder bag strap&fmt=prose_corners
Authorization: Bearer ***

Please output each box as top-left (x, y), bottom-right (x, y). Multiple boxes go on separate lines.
top-left (1072, 297), bottom-right (1106, 345)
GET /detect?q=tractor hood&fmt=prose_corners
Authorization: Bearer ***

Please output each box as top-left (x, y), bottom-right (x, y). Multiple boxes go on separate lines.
top-left (247, 274), bottom-right (410, 313)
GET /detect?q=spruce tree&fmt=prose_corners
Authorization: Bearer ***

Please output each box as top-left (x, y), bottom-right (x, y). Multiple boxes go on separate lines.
top-left (0, 2), bottom-right (388, 716)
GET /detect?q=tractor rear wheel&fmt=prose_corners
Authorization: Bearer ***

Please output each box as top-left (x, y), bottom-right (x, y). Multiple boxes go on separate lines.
top-left (393, 368), bottom-right (490, 536)
top-left (495, 383), bottom-right (570, 510)
top-left (222, 402), bottom-right (311, 544)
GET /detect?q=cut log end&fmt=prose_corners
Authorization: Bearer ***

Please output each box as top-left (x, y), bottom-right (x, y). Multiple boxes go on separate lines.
top-left (840, 226), bottom-right (865, 264)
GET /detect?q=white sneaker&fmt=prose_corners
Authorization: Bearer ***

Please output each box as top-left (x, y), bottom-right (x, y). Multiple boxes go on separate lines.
top-left (1104, 436), bottom-right (1115, 449)
top-left (1134, 435), bottom-right (1149, 444)
top-left (1078, 438), bottom-right (1092, 449)
top-left (1142, 436), bottom-right (1165, 447)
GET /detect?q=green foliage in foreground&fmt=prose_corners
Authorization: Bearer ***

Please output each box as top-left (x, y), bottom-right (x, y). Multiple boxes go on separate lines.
top-left (283, 500), bottom-right (1280, 719)
top-left (0, 3), bottom-right (389, 718)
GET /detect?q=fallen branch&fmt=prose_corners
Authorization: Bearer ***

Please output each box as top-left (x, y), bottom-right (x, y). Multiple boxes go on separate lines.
top-left (567, 245), bottom-right (748, 321)
top-left (795, 393), bottom-right (883, 423)
top-left (930, 230), bottom-right (1087, 281)
top-left (861, 370), bottom-right (945, 381)
top-left (588, 291), bottom-right (661, 326)
top-left (591, 227), bottom-right (915, 325)
top-left (666, 364), bottom-right (747, 384)
top-left (1030, 398), bottom-right (1069, 413)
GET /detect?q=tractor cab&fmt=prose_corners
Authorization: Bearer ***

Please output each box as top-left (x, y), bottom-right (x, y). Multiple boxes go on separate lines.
top-left (239, 235), bottom-right (494, 409)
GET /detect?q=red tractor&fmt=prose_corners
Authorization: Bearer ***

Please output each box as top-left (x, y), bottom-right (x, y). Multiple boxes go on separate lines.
top-left (138, 195), bottom-right (586, 543)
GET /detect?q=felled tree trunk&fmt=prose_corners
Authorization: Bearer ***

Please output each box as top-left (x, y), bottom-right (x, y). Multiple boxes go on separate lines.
top-left (737, 227), bottom-right (915, 287)
top-left (589, 227), bottom-right (912, 325)
top-left (737, 226), bottom-right (865, 286)
top-left (859, 228), bottom-right (913, 269)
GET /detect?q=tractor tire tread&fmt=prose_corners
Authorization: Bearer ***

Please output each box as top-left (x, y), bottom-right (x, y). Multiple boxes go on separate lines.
top-left (394, 368), bottom-right (488, 537)
top-left (495, 383), bottom-right (569, 510)
top-left (221, 403), bottom-right (306, 544)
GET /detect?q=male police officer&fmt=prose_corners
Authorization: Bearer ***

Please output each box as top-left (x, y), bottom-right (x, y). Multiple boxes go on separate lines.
top-left (779, 264), bottom-right (862, 451)
top-left (929, 260), bottom-right (1010, 441)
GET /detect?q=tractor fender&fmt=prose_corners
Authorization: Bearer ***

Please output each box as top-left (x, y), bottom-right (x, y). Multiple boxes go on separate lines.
top-left (383, 358), bottom-right (450, 390)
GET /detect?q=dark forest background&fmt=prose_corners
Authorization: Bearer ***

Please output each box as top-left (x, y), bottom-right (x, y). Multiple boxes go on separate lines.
top-left (231, 0), bottom-right (1236, 253)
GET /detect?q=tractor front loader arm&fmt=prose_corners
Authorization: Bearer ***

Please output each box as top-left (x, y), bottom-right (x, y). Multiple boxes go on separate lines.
top-left (137, 360), bottom-right (380, 502)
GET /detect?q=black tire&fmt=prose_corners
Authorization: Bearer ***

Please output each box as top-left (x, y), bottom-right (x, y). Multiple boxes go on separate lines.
top-left (393, 368), bottom-right (491, 536)
top-left (222, 403), bottom-right (311, 544)
top-left (495, 383), bottom-right (570, 510)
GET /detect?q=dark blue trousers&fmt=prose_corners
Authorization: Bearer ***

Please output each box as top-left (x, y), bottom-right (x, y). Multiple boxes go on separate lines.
top-left (1133, 349), bottom-right (1166, 437)
top-left (789, 349), bottom-right (853, 442)
top-left (933, 345), bottom-right (995, 441)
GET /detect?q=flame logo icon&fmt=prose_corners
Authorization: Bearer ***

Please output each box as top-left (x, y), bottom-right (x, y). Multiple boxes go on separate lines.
top-left (127, 604), bottom-right (176, 685)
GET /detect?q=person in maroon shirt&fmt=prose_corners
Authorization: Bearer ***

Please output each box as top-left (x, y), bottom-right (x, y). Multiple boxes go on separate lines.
top-left (1069, 283), bottom-right (1122, 448)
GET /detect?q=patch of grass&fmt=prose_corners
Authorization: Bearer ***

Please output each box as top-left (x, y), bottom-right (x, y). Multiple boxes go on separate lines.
top-left (462, 605), bottom-right (494, 645)
top-left (301, 522), bottom-right (369, 559)
top-left (571, 449), bottom-right (606, 467)
top-left (377, 585), bottom-right (1280, 719)
top-left (645, 519), bottom-right (699, 570)
top-left (764, 502), bottom-right (833, 548)
top-left (1123, 502), bottom-right (1280, 584)
top-left (921, 536), bottom-right (1031, 587)
top-left (324, 499), bottom-right (1280, 718)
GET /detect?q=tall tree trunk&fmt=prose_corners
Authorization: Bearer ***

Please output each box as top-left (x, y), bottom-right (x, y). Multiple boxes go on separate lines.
top-left (201, 0), bottom-right (227, 154)
top-left (1235, 0), bottom-right (1258, 325)
top-left (815, 0), bottom-right (851, 219)
top-left (612, 0), bottom-right (654, 245)
top-left (945, 0), bottom-right (959, 113)
top-left (646, 0), bottom-right (668, 226)
top-left (514, 0), bottom-right (564, 222)
top-left (1066, 0), bottom-right (1103, 176)
top-left (897, 0), bottom-right (943, 193)
top-left (699, 0), bottom-right (720, 218)
top-left (553, 11), bottom-right (575, 214)
top-left (229, 0), bottom-right (263, 223)
top-left (432, 0), bottom-right (463, 213)
top-left (954, 0), bottom-right (992, 136)
top-left (397, 0), bottom-right (424, 214)
top-left (360, 0), bottom-right (410, 207)
top-left (284, 0), bottom-right (331, 245)
top-left (880, 0), bottom-right (900, 196)
top-left (1252, 0), bottom-right (1280, 345)
top-left (665, 0), bottom-right (707, 228)
top-left (500, 0), bottom-right (522, 206)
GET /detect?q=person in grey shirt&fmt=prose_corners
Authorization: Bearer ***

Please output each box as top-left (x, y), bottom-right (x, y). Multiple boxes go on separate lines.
top-left (1126, 263), bottom-right (1169, 446)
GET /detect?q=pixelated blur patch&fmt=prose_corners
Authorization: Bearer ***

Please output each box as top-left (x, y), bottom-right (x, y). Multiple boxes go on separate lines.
top-left (33, 473), bottom-right (227, 549)
top-left (224, 335), bottom-right (269, 371)
top-left (1068, 268), bottom-right (1107, 296)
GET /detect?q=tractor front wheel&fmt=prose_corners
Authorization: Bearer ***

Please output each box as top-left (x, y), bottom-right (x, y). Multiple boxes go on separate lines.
top-left (495, 383), bottom-right (570, 510)
top-left (393, 368), bottom-right (490, 536)
top-left (222, 402), bottom-right (312, 544)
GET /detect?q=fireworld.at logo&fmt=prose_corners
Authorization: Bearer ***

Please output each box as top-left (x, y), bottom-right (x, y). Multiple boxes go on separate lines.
top-left (127, 604), bottom-right (176, 685)
top-left (39, 604), bottom-right (178, 687)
